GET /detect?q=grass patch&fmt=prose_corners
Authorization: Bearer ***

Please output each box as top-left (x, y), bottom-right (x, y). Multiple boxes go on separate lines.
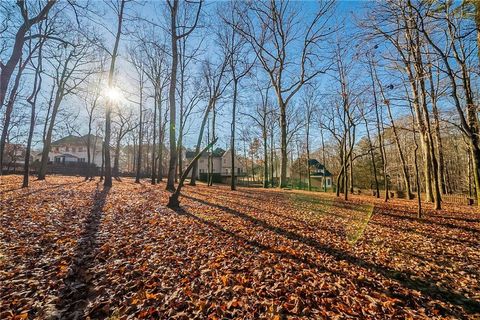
top-left (345, 203), bottom-right (374, 245)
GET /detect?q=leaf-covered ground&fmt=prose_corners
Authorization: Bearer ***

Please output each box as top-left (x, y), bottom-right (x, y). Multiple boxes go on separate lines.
top-left (1, 175), bottom-right (479, 319)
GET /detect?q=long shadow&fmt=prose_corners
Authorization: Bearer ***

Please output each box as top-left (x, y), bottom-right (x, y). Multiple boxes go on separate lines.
top-left (172, 206), bottom-right (427, 318)
top-left (183, 195), bottom-right (480, 314)
top-left (370, 216), bottom-right (479, 247)
top-left (434, 215), bottom-right (480, 223)
top-left (378, 209), bottom-right (480, 234)
top-left (0, 180), bottom-right (87, 199)
top-left (186, 189), bottom-right (340, 229)
top-left (56, 184), bottom-right (110, 319)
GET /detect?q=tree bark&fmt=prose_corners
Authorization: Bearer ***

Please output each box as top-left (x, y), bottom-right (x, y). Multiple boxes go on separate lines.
top-left (231, 79), bottom-right (238, 190)
top-left (0, 60), bottom-right (26, 175)
top-left (104, 0), bottom-right (126, 188)
top-left (279, 98), bottom-right (288, 188)
top-left (166, 0), bottom-right (179, 191)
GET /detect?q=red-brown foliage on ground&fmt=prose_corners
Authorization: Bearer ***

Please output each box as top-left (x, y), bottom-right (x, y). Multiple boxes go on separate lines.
top-left (1, 175), bottom-right (479, 319)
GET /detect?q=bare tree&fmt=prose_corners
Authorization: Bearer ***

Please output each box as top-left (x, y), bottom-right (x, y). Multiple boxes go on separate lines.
top-left (165, 0), bottom-right (202, 191)
top-left (103, 0), bottom-right (127, 187)
top-left (0, 0), bottom-right (56, 109)
top-left (234, 0), bottom-right (334, 188)
top-left (38, 37), bottom-right (95, 180)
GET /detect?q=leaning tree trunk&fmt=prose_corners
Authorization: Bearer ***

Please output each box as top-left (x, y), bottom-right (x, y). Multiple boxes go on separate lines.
top-left (167, 138), bottom-right (218, 208)
top-left (190, 101), bottom-right (212, 186)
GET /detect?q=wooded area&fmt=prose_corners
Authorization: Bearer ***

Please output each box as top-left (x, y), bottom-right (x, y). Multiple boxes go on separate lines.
top-left (1, 0), bottom-right (480, 318)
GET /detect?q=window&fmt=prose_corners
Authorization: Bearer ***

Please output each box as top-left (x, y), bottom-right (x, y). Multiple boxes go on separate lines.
top-left (71, 147), bottom-right (76, 152)
top-left (55, 147), bottom-right (59, 152)
top-left (78, 147), bottom-right (83, 152)
top-left (79, 158), bottom-right (85, 162)
top-left (200, 159), bottom-right (204, 163)
top-left (237, 168), bottom-right (241, 174)
top-left (65, 146), bottom-right (69, 152)
top-left (326, 178), bottom-right (331, 187)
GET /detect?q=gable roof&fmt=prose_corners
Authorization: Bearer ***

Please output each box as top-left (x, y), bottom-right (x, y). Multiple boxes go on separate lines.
top-left (309, 159), bottom-right (332, 177)
top-left (185, 147), bottom-right (226, 159)
top-left (52, 134), bottom-right (102, 146)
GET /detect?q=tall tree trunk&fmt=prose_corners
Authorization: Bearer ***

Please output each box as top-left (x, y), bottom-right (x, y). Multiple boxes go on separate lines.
top-left (263, 127), bottom-right (268, 188)
top-left (369, 61), bottom-right (388, 201)
top-left (363, 116), bottom-right (379, 197)
top-left (113, 132), bottom-right (122, 178)
top-left (428, 64), bottom-right (447, 195)
top-left (270, 127), bottom-right (274, 187)
top-left (385, 100), bottom-right (412, 199)
top-left (157, 98), bottom-right (163, 183)
top-left (104, 0), bottom-right (125, 188)
top-left (0, 60), bottom-right (26, 175)
top-left (278, 98), bottom-right (288, 188)
top-left (151, 90), bottom-right (157, 185)
top-left (23, 44), bottom-right (43, 187)
top-left (100, 142), bottom-right (105, 181)
top-left (38, 90), bottom-right (63, 180)
top-left (135, 84), bottom-right (143, 183)
top-left (231, 79), bottom-right (238, 190)
top-left (166, 0), bottom-right (179, 191)
top-left (306, 112), bottom-right (311, 192)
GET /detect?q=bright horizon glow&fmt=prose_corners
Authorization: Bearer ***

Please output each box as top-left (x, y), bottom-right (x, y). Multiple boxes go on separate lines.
top-left (104, 86), bottom-right (123, 102)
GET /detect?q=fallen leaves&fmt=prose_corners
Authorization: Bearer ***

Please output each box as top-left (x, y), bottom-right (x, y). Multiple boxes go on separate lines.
top-left (0, 175), bottom-right (479, 319)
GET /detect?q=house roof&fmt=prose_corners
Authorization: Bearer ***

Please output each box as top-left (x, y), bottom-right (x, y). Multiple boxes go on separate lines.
top-left (309, 159), bottom-right (332, 177)
top-left (52, 134), bottom-right (102, 146)
top-left (212, 147), bottom-right (226, 157)
top-left (185, 147), bottom-right (226, 159)
top-left (56, 153), bottom-right (79, 158)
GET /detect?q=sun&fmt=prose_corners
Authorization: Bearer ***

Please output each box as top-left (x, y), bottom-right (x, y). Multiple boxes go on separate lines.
top-left (104, 86), bottom-right (123, 102)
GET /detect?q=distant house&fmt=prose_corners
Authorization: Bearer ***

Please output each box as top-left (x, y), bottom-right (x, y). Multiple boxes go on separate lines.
top-left (308, 159), bottom-right (333, 189)
top-left (185, 147), bottom-right (246, 182)
top-left (35, 134), bottom-right (103, 167)
top-left (1, 143), bottom-right (28, 172)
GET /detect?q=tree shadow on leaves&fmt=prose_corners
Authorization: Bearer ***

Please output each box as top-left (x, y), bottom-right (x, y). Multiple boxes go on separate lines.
top-left (56, 184), bottom-right (110, 319)
top-left (377, 208), bottom-right (480, 234)
top-left (181, 195), bottom-right (480, 316)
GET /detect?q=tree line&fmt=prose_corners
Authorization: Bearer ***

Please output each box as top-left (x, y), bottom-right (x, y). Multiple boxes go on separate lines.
top-left (1, 0), bottom-right (479, 212)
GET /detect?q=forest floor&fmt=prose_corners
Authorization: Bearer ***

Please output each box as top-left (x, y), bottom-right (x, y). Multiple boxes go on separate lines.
top-left (0, 175), bottom-right (479, 319)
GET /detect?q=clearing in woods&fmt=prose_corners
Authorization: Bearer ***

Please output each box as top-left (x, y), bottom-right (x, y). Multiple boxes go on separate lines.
top-left (0, 175), bottom-right (479, 319)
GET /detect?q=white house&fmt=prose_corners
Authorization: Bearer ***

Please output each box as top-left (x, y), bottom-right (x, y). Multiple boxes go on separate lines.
top-left (185, 147), bottom-right (246, 180)
top-left (35, 134), bottom-right (103, 167)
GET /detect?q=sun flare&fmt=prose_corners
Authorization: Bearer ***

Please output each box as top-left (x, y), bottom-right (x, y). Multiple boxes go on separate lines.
top-left (104, 86), bottom-right (123, 102)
